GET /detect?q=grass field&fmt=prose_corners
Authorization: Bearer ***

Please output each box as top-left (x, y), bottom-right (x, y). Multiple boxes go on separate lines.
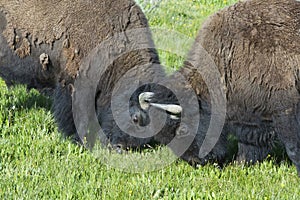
top-left (1, 0), bottom-right (300, 199)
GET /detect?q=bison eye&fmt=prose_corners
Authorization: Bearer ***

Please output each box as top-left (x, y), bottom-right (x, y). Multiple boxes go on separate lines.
top-left (130, 111), bottom-right (149, 126)
top-left (176, 123), bottom-right (189, 138)
top-left (132, 113), bottom-right (139, 124)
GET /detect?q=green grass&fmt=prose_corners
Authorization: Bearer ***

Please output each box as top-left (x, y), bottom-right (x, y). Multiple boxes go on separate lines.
top-left (137, 0), bottom-right (238, 72)
top-left (1, 1), bottom-right (300, 199)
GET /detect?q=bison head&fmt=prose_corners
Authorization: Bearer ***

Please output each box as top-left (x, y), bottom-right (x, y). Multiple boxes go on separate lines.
top-left (132, 82), bottom-right (226, 167)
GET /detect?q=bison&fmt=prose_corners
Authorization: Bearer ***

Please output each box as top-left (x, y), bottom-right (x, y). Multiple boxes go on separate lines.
top-left (133, 0), bottom-right (300, 176)
top-left (0, 0), bottom-right (165, 148)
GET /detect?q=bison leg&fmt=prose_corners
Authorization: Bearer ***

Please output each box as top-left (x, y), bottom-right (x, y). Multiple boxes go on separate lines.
top-left (235, 125), bottom-right (274, 163)
top-left (283, 142), bottom-right (300, 177)
top-left (236, 142), bottom-right (271, 163)
top-left (52, 84), bottom-right (80, 143)
top-left (274, 115), bottom-right (300, 177)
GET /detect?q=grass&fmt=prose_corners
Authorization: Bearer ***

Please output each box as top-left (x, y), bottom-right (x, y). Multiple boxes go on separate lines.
top-left (1, 0), bottom-right (300, 199)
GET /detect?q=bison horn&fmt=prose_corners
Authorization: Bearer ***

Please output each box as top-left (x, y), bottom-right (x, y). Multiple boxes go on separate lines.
top-left (139, 92), bottom-right (155, 110)
top-left (149, 103), bottom-right (182, 114)
top-left (138, 92), bottom-right (182, 115)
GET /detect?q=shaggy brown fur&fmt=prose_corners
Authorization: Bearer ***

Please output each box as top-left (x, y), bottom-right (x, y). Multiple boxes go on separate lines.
top-left (196, 0), bottom-right (300, 172)
top-left (136, 0), bottom-right (300, 175)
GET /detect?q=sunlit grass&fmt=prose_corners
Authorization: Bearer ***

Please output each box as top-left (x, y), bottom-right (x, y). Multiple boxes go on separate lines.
top-left (138, 0), bottom-right (238, 70)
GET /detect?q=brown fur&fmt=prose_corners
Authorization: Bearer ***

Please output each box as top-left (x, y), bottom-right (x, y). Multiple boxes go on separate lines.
top-left (137, 0), bottom-right (300, 175)
top-left (192, 0), bottom-right (300, 158)
top-left (0, 0), bottom-right (164, 146)
top-left (0, 0), bottom-right (158, 86)
top-left (184, 0), bottom-right (300, 175)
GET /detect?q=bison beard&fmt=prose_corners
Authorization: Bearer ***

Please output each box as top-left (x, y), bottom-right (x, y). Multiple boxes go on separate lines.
top-left (134, 0), bottom-right (300, 176)
top-left (0, 1), bottom-right (165, 148)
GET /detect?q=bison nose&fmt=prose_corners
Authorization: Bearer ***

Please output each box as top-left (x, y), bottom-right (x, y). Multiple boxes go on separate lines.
top-left (113, 144), bottom-right (124, 154)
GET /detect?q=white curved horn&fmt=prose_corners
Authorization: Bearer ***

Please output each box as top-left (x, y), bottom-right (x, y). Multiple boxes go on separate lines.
top-left (139, 92), bottom-right (155, 110)
top-left (138, 92), bottom-right (183, 116)
top-left (150, 103), bottom-right (182, 114)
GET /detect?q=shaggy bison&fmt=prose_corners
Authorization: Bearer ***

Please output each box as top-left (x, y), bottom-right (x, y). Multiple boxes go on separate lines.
top-left (135, 0), bottom-right (300, 175)
top-left (0, 0), bottom-right (164, 147)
